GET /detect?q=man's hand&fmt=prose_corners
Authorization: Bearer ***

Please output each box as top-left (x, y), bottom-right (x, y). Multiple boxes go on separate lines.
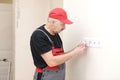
top-left (73, 42), bottom-right (87, 56)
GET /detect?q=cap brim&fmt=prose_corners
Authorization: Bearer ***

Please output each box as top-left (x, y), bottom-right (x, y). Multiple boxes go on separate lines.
top-left (62, 19), bottom-right (73, 24)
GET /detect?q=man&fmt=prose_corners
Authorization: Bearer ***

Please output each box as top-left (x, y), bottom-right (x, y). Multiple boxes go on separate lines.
top-left (30, 8), bottom-right (87, 80)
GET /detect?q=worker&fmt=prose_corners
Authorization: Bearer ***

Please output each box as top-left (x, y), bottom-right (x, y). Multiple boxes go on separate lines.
top-left (30, 8), bottom-right (87, 80)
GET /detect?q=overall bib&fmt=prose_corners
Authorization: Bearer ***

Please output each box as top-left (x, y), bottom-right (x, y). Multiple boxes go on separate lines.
top-left (34, 29), bottom-right (65, 80)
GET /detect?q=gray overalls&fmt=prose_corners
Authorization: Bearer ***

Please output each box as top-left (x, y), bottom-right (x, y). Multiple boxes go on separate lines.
top-left (34, 29), bottom-right (65, 80)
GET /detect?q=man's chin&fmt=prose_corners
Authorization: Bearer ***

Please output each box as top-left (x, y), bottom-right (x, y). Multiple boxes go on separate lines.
top-left (59, 30), bottom-right (63, 33)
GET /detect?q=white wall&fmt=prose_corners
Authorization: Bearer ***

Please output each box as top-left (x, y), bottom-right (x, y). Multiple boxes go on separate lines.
top-left (14, 0), bottom-right (50, 80)
top-left (63, 0), bottom-right (120, 80)
top-left (14, 0), bottom-right (63, 80)
top-left (0, 3), bottom-right (12, 62)
top-left (0, 3), bottom-right (13, 80)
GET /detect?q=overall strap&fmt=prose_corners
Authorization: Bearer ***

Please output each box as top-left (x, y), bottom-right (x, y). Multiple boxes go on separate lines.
top-left (35, 29), bottom-right (59, 72)
top-left (36, 29), bottom-right (53, 45)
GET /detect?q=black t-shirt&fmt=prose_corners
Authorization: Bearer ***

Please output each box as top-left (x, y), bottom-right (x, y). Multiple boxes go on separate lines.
top-left (30, 24), bottom-right (63, 68)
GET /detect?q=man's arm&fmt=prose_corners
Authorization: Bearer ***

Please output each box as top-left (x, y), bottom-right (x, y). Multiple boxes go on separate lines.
top-left (41, 43), bottom-right (86, 67)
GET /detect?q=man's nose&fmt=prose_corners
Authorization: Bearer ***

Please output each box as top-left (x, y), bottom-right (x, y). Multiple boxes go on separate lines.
top-left (62, 26), bottom-right (65, 30)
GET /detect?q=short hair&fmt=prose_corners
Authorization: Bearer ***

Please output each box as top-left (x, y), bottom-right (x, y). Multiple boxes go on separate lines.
top-left (47, 17), bottom-right (61, 23)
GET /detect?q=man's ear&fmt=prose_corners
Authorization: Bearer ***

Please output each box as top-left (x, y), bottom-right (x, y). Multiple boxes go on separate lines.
top-left (50, 20), bottom-right (55, 28)
top-left (52, 20), bottom-right (56, 24)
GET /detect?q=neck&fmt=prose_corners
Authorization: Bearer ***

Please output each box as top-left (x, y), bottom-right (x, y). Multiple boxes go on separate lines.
top-left (44, 23), bottom-right (55, 35)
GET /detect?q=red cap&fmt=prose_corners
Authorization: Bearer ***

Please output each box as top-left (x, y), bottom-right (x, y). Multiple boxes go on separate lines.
top-left (48, 8), bottom-right (73, 24)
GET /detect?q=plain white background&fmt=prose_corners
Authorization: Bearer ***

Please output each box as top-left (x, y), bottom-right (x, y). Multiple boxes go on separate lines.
top-left (63, 0), bottom-right (120, 80)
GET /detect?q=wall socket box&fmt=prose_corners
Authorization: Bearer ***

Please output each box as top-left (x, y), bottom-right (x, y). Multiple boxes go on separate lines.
top-left (83, 38), bottom-right (101, 48)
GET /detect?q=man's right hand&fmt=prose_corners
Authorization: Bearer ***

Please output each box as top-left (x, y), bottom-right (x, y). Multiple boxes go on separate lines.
top-left (73, 42), bottom-right (87, 56)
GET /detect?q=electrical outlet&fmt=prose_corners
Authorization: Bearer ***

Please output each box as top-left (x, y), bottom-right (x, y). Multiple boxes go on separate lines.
top-left (84, 38), bottom-right (101, 48)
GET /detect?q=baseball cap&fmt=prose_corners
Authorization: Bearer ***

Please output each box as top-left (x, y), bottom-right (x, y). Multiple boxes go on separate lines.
top-left (48, 8), bottom-right (73, 24)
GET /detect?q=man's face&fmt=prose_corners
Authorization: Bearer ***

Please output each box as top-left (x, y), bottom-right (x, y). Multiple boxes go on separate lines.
top-left (53, 21), bottom-right (65, 34)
